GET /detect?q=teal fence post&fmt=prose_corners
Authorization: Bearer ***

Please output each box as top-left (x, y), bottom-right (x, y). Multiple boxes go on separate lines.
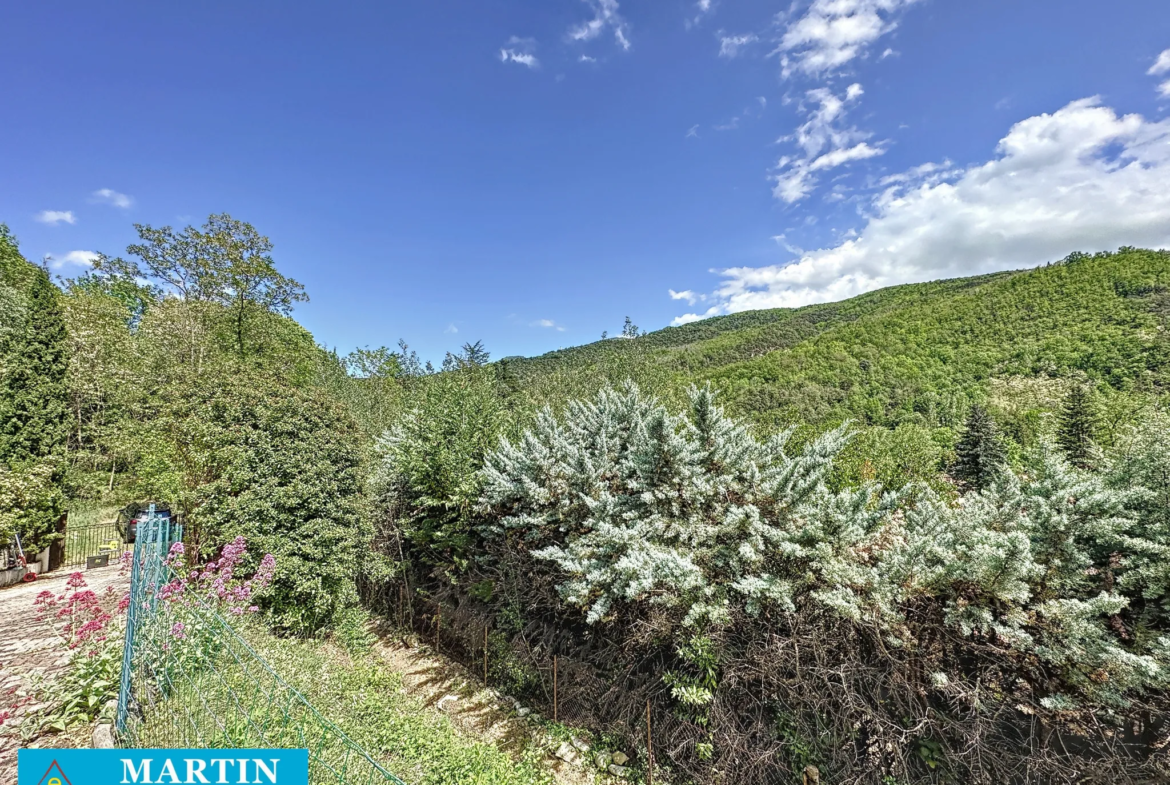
top-left (115, 509), bottom-right (151, 738)
top-left (115, 506), bottom-right (182, 739)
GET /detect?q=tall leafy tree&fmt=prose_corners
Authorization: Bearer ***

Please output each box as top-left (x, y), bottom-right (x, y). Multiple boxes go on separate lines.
top-left (192, 214), bottom-right (307, 359)
top-left (952, 404), bottom-right (1006, 491)
top-left (112, 214), bottom-right (307, 364)
top-left (1057, 383), bottom-right (1099, 469)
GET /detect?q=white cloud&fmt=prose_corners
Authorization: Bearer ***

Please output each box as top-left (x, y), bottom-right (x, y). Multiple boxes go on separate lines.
top-left (772, 83), bottom-right (883, 202)
top-left (668, 289), bottom-right (700, 305)
top-left (569, 0), bottom-right (630, 51)
top-left (445, 323), bottom-right (459, 334)
top-left (686, 124), bottom-right (700, 138)
top-left (579, 54), bottom-right (597, 63)
top-left (90, 188), bottom-right (133, 209)
top-left (671, 305), bottom-right (722, 326)
top-left (1149, 48), bottom-right (1170, 76)
top-left (676, 97), bottom-right (1170, 321)
top-left (807, 141), bottom-right (884, 170)
top-left (500, 37), bottom-right (539, 68)
top-left (1150, 49), bottom-right (1170, 97)
top-left (47, 250), bottom-right (99, 270)
top-left (532, 318), bottom-right (567, 332)
top-left (35, 210), bottom-right (76, 225)
top-left (774, 0), bottom-right (921, 79)
top-left (719, 33), bottom-right (758, 58)
top-left (687, 0), bottom-right (716, 28)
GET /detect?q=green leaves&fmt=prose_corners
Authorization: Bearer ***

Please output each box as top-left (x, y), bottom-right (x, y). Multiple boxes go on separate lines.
top-left (140, 371), bottom-right (368, 633)
top-left (0, 226), bottom-right (69, 552)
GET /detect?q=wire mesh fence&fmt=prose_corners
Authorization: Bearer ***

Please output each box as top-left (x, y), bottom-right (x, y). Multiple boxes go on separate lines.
top-left (116, 508), bottom-right (406, 785)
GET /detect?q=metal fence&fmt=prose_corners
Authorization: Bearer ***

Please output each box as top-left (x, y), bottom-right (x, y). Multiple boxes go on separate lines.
top-left (63, 520), bottom-right (127, 569)
top-left (115, 508), bottom-right (405, 785)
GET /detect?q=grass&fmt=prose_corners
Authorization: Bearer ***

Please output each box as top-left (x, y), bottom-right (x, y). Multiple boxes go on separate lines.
top-left (129, 608), bottom-right (555, 785)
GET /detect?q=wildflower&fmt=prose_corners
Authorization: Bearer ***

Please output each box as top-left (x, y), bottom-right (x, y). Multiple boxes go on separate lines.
top-left (66, 572), bottom-right (87, 589)
top-left (171, 622), bottom-right (187, 640)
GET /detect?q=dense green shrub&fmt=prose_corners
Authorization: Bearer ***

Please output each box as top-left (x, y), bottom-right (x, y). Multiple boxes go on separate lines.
top-left (472, 383), bottom-right (1170, 781)
top-left (136, 372), bottom-right (368, 633)
top-left (371, 364), bottom-right (511, 568)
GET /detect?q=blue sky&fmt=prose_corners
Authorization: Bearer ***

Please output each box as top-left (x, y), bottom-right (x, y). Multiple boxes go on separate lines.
top-left (3, 1), bottom-right (1170, 363)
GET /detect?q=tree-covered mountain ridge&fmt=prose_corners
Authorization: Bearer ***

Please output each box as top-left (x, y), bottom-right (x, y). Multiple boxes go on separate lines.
top-left (502, 247), bottom-right (1170, 431)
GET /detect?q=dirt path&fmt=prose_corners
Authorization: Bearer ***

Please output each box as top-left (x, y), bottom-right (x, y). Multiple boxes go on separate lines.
top-left (0, 566), bottom-right (128, 782)
top-left (371, 623), bottom-right (600, 785)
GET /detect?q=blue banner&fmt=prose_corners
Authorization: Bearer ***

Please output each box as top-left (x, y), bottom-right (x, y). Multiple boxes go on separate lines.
top-left (18, 748), bottom-right (309, 785)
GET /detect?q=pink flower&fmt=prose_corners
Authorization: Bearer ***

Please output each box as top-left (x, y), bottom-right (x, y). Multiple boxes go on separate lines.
top-left (171, 622), bottom-right (187, 640)
top-left (66, 572), bottom-right (87, 589)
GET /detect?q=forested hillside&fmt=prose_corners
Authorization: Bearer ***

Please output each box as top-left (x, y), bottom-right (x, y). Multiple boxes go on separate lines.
top-left (5, 219), bottom-right (1170, 783)
top-left (505, 248), bottom-right (1169, 432)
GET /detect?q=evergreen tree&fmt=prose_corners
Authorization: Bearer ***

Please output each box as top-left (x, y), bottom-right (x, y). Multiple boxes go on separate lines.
top-left (0, 256), bottom-right (69, 463)
top-left (1057, 384), bottom-right (1098, 468)
top-left (952, 404), bottom-right (1005, 490)
top-left (442, 340), bottom-right (490, 371)
top-left (622, 316), bottom-right (639, 338)
top-left (0, 228), bottom-right (69, 553)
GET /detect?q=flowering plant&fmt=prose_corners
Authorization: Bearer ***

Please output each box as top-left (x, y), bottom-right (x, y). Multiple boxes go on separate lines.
top-left (134, 537), bottom-right (277, 683)
top-left (157, 536), bottom-right (276, 616)
top-left (22, 570), bottom-right (129, 733)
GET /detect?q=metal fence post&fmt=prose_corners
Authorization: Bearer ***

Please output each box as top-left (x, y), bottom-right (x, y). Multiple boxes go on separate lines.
top-left (646, 699), bottom-right (654, 785)
top-left (115, 512), bottom-right (150, 737)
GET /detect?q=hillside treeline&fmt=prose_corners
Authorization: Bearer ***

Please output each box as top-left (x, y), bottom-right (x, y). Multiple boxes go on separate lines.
top-left (5, 217), bottom-right (1170, 782)
top-left (368, 248), bottom-right (1170, 784)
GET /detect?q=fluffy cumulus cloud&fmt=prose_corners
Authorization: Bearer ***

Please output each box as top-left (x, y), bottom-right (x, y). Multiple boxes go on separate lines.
top-left (772, 83), bottom-right (884, 203)
top-left (1150, 48), bottom-right (1170, 97)
top-left (775, 0), bottom-right (922, 78)
top-left (48, 250), bottom-right (99, 270)
top-left (569, 0), bottom-right (630, 51)
top-left (500, 36), bottom-right (539, 68)
top-left (673, 97), bottom-right (1170, 323)
top-left (35, 210), bottom-right (75, 225)
top-left (90, 188), bottom-right (133, 209)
